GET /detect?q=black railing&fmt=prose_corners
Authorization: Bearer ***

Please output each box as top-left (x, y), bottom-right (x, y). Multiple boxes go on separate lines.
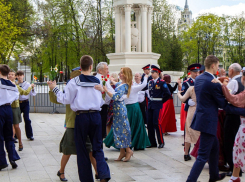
top-left (29, 82), bottom-right (182, 114)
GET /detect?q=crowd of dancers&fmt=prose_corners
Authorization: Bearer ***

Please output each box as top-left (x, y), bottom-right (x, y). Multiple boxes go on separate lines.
top-left (1, 54), bottom-right (245, 182)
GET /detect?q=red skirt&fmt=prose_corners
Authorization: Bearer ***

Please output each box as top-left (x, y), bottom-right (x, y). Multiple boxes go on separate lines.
top-left (190, 137), bottom-right (200, 158)
top-left (180, 103), bottom-right (187, 131)
top-left (158, 98), bottom-right (177, 133)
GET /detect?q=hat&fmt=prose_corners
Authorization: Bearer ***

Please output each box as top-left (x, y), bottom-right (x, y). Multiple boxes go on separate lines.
top-left (188, 63), bottom-right (201, 72)
top-left (72, 67), bottom-right (81, 71)
top-left (151, 65), bottom-right (162, 74)
top-left (200, 65), bottom-right (205, 72)
top-left (142, 64), bottom-right (151, 70)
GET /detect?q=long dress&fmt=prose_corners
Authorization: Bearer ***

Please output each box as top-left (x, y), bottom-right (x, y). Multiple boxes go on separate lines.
top-left (158, 83), bottom-right (177, 133)
top-left (180, 103), bottom-right (187, 131)
top-left (104, 77), bottom-right (151, 150)
top-left (221, 85), bottom-right (245, 172)
top-left (177, 86), bottom-right (200, 144)
top-left (104, 83), bottom-right (131, 149)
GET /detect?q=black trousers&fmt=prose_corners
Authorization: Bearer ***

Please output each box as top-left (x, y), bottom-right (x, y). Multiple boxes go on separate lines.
top-left (100, 104), bottom-right (108, 139)
top-left (224, 114), bottom-right (241, 171)
top-left (139, 101), bottom-right (147, 125)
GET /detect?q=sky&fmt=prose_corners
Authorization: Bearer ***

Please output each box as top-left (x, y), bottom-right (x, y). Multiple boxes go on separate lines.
top-left (168, 0), bottom-right (245, 18)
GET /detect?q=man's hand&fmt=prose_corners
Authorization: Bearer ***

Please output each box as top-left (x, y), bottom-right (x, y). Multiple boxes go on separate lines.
top-left (144, 75), bottom-right (148, 79)
top-left (177, 78), bottom-right (182, 85)
top-left (94, 84), bottom-right (104, 92)
top-left (31, 84), bottom-right (35, 89)
top-left (47, 81), bottom-right (57, 90)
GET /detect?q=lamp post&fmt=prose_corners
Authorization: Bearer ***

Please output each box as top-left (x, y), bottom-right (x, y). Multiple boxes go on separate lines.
top-left (40, 62), bottom-right (42, 82)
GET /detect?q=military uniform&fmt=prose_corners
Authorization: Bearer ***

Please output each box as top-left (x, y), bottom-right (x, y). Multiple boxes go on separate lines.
top-left (181, 77), bottom-right (195, 111)
top-left (147, 65), bottom-right (171, 148)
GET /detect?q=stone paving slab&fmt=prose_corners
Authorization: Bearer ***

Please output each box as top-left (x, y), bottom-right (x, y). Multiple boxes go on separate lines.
top-left (1, 113), bottom-right (231, 182)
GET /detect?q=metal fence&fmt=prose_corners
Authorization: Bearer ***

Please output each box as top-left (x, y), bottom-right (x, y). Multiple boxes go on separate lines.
top-left (29, 82), bottom-right (182, 114)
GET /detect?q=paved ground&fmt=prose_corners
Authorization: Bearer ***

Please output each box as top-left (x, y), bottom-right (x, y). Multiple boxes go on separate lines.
top-left (1, 113), bottom-right (231, 182)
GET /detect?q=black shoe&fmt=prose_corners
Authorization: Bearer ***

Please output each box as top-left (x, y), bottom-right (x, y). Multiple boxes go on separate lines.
top-left (0, 164), bottom-right (8, 171)
top-left (14, 139), bottom-right (18, 143)
top-left (146, 144), bottom-right (157, 148)
top-left (158, 143), bottom-right (164, 148)
top-left (209, 173), bottom-right (226, 182)
top-left (104, 157), bottom-right (108, 161)
top-left (19, 144), bottom-right (23, 151)
top-left (57, 171), bottom-right (68, 181)
top-left (95, 174), bottom-right (99, 179)
top-left (184, 155), bottom-right (191, 161)
top-left (10, 161), bottom-right (18, 169)
top-left (182, 143), bottom-right (184, 146)
top-left (100, 178), bottom-right (110, 182)
top-left (28, 137), bottom-right (34, 141)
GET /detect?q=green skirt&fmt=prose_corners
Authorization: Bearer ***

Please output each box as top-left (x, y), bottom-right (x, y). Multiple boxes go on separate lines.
top-left (12, 107), bottom-right (22, 124)
top-left (60, 128), bottom-right (92, 155)
top-left (104, 102), bottom-right (151, 150)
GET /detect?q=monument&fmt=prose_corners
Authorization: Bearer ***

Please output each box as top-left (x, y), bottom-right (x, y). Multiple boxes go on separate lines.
top-left (107, 0), bottom-right (161, 74)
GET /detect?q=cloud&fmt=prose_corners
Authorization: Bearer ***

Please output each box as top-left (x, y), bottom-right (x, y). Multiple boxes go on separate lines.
top-left (193, 3), bottom-right (245, 19)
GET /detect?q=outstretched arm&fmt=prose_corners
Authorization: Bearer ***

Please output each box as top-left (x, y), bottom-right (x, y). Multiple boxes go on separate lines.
top-left (222, 85), bottom-right (245, 108)
top-left (177, 86), bottom-right (192, 103)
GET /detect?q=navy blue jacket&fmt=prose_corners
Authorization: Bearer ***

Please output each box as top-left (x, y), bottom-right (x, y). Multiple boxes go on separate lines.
top-left (181, 77), bottom-right (195, 111)
top-left (191, 72), bottom-right (245, 136)
top-left (148, 78), bottom-right (171, 110)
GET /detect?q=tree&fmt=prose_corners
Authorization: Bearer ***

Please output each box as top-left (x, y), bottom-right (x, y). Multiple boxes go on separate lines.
top-left (0, 0), bottom-right (24, 63)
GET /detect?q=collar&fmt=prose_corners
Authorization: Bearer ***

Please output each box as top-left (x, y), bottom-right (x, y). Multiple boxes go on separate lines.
top-left (205, 71), bottom-right (215, 79)
top-left (154, 78), bottom-right (158, 83)
top-left (231, 74), bottom-right (241, 81)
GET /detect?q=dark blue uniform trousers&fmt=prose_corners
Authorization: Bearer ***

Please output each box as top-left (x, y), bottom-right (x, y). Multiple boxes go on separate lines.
top-left (20, 101), bottom-right (33, 138)
top-left (186, 132), bottom-right (219, 182)
top-left (74, 112), bottom-right (110, 182)
top-left (147, 108), bottom-right (164, 145)
top-left (0, 105), bottom-right (20, 166)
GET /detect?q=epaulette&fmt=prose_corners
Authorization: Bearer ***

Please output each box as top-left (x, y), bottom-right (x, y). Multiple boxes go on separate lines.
top-left (160, 79), bottom-right (165, 82)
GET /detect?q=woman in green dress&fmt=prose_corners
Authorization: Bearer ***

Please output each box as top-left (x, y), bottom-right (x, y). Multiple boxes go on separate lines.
top-left (104, 73), bottom-right (151, 150)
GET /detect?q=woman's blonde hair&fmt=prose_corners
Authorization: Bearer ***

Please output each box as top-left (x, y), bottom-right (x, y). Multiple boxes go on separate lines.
top-left (121, 67), bottom-right (132, 98)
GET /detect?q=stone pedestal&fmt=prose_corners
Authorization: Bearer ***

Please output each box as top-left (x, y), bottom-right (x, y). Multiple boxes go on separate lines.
top-left (107, 52), bottom-right (160, 74)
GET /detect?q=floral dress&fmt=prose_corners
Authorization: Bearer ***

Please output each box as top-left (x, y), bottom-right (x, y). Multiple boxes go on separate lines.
top-left (111, 83), bottom-right (131, 148)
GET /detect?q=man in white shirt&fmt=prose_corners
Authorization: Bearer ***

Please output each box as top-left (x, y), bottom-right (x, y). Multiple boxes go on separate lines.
top-left (135, 73), bottom-right (147, 125)
top-left (225, 63), bottom-right (244, 176)
top-left (16, 70), bottom-right (37, 141)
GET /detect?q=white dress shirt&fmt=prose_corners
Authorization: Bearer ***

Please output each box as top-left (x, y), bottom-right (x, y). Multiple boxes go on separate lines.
top-left (53, 76), bottom-right (104, 112)
top-left (95, 73), bottom-right (114, 105)
top-left (18, 81), bottom-right (36, 101)
top-left (0, 78), bottom-right (19, 106)
top-left (123, 77), bottom-right (147, 105)
top-left (227, 74), bottom-right (242, 95)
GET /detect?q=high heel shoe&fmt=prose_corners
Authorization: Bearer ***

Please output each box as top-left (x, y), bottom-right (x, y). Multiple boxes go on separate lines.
top-left (57, 170), bottom-right (68, 181)
top-left (114, 153), bottom-right (126, 161)
top-left (19, 144), bottom-right (23, 151)
top-left (123, 151), bottom-right (133, 162)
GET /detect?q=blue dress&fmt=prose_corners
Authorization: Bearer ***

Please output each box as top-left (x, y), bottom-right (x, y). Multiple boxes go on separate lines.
top-left (110, 83), bottom-right (131, 148)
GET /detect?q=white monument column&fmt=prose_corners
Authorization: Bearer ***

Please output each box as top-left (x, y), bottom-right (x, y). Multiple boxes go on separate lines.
top-left (120, 7), bottom-right (125, 52)
top-left (124, 4), bottom-right (131, 52)
top-left (115, 6), bottom-right (121, 53)
top-left (147, 7), bottom-right (153, 52)
top-left (140, 5), bottom-right (148, 52)
top-left (135, 8), bottom-right (141, 52)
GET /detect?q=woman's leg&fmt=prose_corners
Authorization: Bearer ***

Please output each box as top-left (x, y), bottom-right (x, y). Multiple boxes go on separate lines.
top-left (106, 123), bottom-right (112, 136)
top-left (59, 154), bottom-right (71, 179)
top-left (229, 167), bottom-right (241, 182)
top-left (123, 147), bottom-right (133, 162)
top-left (184, 142), bottom-right (191, 155)
top-left (115, 148), bottom-right (126, 161)
top-left (12, 126), bottom-right (16, 138)
top-left (14, 124), bottom-right (22, 147)
top-left (89, 152), bottom-right (98, 175)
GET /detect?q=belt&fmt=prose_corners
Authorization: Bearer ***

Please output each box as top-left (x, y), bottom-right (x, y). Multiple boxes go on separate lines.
top-left (150, 98), bottom-right (162, 101)
top-left (19, 99), bottom-right (29, 104)
top-left (76, 110), bottom-right (99, 115)
top-left (2, 103), bottom-right (10, 106)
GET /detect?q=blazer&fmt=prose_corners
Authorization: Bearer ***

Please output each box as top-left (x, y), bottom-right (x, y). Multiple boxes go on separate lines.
top-left (191, 72), bottom-right (245, 136)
